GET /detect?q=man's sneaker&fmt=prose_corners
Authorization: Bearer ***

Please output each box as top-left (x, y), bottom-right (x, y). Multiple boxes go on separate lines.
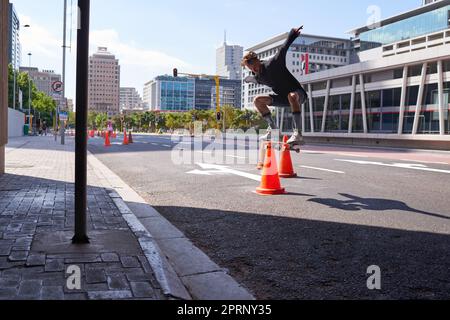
top-left (287, 130), bottom-right (305, 146)
top-left (260, 127), bottom-right (272, 141)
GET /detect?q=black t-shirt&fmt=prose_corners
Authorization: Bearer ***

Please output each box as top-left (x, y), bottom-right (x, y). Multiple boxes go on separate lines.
top-left (248, 29), bottom-right (306, 97)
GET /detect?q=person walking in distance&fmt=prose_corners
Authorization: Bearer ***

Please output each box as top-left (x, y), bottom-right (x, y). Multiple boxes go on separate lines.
top-left (241, 26), bottom-right (308, 149)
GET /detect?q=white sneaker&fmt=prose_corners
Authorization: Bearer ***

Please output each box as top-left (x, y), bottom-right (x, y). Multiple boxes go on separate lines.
top-left (260, 127), bottom-right (272, 141)
top-left (287, 130), bottom-right (305, 146)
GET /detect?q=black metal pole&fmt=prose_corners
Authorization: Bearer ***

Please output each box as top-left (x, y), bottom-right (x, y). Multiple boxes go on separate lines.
top-left (73, 0), bottom-right (90, 244)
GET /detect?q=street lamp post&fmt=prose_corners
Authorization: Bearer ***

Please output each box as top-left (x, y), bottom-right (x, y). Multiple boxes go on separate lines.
top-left (60, 0), bottom-right (68, 145)
top-left (27, 52), bottom-right (32, 135)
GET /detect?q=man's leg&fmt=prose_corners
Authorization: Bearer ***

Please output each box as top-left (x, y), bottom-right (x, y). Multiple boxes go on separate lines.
top-left (254, 95), bottom-right (277, 129)
top-left (287, 91), bottom-right (302, 132)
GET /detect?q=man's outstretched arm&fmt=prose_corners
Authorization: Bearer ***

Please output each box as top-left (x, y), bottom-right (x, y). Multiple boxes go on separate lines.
top-left (274, 27), bottom-right (303, 62)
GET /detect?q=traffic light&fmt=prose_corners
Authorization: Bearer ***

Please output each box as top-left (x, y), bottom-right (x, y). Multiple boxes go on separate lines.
top-left (173, 68), bottom-right (178, 78)
top-left (216, 112), bottom-right (221, 121)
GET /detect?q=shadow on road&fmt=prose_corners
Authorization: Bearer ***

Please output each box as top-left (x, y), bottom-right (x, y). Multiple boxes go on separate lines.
top-left (308, 193), bottom-right (450, 221)
top-left (154, 205), bottom-right (450, 300)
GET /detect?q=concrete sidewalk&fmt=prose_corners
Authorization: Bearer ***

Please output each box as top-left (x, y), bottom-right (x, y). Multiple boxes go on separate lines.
top-left (0, 136), bottom-right (167, 300)
top-left (1, 136), bottom-right (254, 300)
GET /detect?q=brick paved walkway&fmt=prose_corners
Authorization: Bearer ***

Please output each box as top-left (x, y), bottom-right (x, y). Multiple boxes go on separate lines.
top-left (0, 136), bottom-right (165, 300)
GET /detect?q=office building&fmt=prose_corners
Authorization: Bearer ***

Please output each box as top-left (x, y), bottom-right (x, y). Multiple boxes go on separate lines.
top-left (8, 3), bottom-right (20, 69)
top-left (19, 67), bottom-right (63, 107)
top-left (297, 0), bottom-right (450, 148)
top-left (195, 77), bottom-right (241, 110)
top-left (88, 47), bottom-right (121, 116)
top-left (120, 87), bottom-right (146, 111)
top-left (145, 75), bottom-right (242, 111)
top-left (145, 76), bottom-right (195, 112)
top-left (216, 35), bottom-right (243, 80)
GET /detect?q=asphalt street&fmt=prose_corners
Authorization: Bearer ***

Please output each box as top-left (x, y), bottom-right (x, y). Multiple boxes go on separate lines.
top-left (88, 133), bottom-right (450, 300)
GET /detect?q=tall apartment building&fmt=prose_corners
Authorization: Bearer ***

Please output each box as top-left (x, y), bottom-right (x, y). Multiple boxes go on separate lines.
top-left (8, 3), bottom-right (20, 69)
top-left (242, 33), bottom-right (353, 110)
top-left (295, 0), bottom-right (450, 149)
top-left (19, 67), bottom-right (63, 107)
top-left (216, 37), bottom-right (244, 80)
top-left (88, 47), bottom-right (121, 116)
top-left (120, 87), bottom-right (146, 111)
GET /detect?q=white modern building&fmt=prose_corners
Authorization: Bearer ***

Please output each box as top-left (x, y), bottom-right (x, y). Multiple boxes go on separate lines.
top-left (295, 0), bottom-right (450, 149)
top-left (244, 0), bottom-right (450, 150)
top-left (216, 36), bottom-right (244, 81)
top-left (120, 87), bottom-right (146, 111)
top-left (242, 33), bottom-right (353, 110)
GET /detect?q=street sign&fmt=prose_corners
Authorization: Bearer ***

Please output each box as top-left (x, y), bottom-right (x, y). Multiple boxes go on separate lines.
top-left (59, 112), bottom-right (68, 121)
top-left (52, 81), bottom-right (64, 93)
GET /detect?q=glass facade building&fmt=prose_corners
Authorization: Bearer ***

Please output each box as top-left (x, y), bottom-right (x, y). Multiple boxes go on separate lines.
top-left (195, 78), bottom-right (241, 110)
top-left (8, 3), bottom-right (20, 69)
top-left (359, 5), bottom-right (450, 51)
top-left (158, 76), bottom-right (195, 111)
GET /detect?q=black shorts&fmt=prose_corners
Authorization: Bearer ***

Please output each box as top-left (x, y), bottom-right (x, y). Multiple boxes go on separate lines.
top-left (269, 88), bottom-right (307, 107)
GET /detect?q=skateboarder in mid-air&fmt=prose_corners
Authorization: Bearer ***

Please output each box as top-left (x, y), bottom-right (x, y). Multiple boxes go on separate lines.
top-left (241, 26), bottom-right (308, 150)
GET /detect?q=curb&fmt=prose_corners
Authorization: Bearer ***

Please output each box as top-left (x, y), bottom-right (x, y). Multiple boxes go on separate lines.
top-left (88, 151), bottom-right (255, 301)
top-left (109, 192), bottom-right (192, 300)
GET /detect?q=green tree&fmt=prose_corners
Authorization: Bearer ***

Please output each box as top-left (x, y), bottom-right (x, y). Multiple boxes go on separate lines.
top-left (17, 71), bottom-right (37, 111)
top-left (67, 111), bottom-right (76, 128)
top-left (32, 90), bottom-right (57, 114)
top-left (95, 113), bottom-right (108, 130)
top-left (88, 111), bottom-right (99, 129)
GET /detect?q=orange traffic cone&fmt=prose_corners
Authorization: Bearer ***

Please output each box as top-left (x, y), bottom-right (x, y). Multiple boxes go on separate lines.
top-left (104, 131), bottom-right (111, 147)
top-left (128, 131), bottom-right (134, 144)
top-left (112, 131), bottom-right (117, 139)
top-left (256, 142), bottom-right (286, 195)
top-left (279, 136), bottom-right (297, 178)
top-left (123, 131), bottom-right (129, 145)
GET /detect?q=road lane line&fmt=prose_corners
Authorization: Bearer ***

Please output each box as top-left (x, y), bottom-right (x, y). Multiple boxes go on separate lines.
top-left (335, 159), bottom-right (450, 174)
top-left (300, 166), bottom-right (345, 174)
top-left (195, 151), bottom-right (247, 160)
top-left (400, 159), bottom-right (449, 165)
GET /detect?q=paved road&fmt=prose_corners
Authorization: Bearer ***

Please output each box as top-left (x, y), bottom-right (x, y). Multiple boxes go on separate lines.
top-left (88, 134), bottom-right (450, 300)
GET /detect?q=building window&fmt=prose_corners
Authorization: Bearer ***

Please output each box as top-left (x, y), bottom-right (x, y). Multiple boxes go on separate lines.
top-left (408, 64), bottom-right (423, 77)
top-left (427, 62), bottom-right (438, 75)
top-left (366, 90), bottom-right (382, 132)
top-left (312, 97), bottom-right (325, 131)
top-left (353, 93), bottom-right (364, 133)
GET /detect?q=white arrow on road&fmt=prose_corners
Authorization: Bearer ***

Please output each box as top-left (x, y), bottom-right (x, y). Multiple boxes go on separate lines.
top-left (335, 159), bottom-right (450, 174)
top-left (187, 163), bottom-right (261, 181)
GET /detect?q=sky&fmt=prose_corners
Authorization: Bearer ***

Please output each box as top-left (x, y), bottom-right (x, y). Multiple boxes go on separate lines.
top-left (11, 0), bottom-right (421, 102)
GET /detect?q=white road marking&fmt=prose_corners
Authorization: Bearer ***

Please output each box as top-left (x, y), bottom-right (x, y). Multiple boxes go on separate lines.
top-left (335, 159), bottom-right (450, 174)
top-left (300, 166), bottom-right (345, 174)
top-left (399, 159), bottom-right (449, 165)
top-left (195, 151), bottom-right (247, 160)
top-left (187, 163), bottom-right (261, 181)
top-left (162, 144), bottom-right (172, 148)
